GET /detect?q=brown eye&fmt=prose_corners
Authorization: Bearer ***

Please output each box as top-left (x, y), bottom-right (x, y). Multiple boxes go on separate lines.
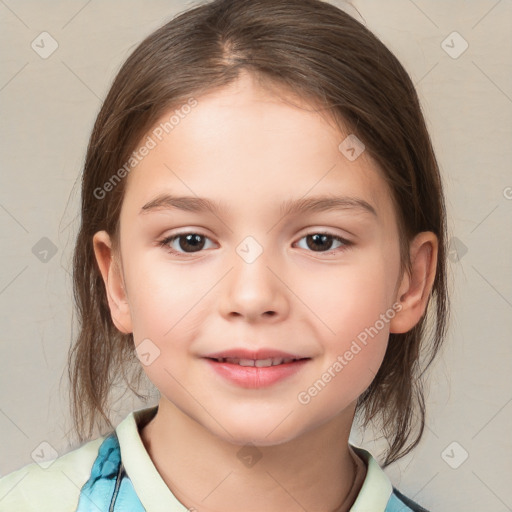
top-left (295, 232), bottom-right (352, 253)
top-left (160, 233), bottom-right (214, 254)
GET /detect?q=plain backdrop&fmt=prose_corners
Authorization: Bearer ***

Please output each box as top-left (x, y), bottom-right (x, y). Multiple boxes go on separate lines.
top-left (0, 1), bottom-right (511, 510)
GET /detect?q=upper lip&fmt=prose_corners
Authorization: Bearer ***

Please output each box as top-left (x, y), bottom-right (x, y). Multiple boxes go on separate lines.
top-left (203, 348), bottom-right (309, 360)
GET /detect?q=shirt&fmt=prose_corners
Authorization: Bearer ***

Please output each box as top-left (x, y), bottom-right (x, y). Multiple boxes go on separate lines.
top-left (0, 406), bottom-right (429, 511)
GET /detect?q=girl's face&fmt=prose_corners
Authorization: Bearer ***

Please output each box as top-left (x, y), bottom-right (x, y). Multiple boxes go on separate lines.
top-left (101, 72), bottom-right (408, 445)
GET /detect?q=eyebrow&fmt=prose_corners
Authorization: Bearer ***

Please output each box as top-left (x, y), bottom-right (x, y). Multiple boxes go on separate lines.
top-left (140, 193), bottom-right (377, 218)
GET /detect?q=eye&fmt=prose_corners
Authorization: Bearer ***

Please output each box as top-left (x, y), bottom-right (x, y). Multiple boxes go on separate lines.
top-left (159, 230), bottom-right (353, 256)
top-left (159, 232), bottom-right (216, 255)
top-left (294, 232), bottom-right (353, 254)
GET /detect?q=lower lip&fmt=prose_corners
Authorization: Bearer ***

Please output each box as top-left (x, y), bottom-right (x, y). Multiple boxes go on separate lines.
top-left (204, 358), bottom-right (310, 388)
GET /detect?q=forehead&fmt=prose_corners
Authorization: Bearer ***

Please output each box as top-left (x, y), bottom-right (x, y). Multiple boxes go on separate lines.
top-left (122, 73), bottom-right (396, 228)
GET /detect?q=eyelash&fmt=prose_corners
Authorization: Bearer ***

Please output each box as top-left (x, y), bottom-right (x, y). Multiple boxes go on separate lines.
top-left (158, 231), bottom-right (354, 257)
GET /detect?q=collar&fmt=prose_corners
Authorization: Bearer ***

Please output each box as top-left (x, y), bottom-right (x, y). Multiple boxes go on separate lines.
top-left (116, 406), bottom-right (393, 511)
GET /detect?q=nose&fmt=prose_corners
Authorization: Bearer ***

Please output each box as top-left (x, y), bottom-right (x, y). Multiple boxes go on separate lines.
top-left (218, 248), bottom-right (290, 323)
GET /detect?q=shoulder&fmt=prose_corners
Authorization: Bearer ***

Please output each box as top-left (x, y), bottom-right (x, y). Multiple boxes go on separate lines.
top-left (386, 487), bottom-right (430, 512)
top-left (0, 436), bottom-right (106, 512)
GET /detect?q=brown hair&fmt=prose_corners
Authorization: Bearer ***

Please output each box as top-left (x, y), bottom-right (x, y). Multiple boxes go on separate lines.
top-left (68, 0), bottom-right (450, 466)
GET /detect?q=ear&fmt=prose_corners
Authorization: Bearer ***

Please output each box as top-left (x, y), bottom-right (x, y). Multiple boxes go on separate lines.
top-left (92, 231), bottom-right (133, 334)
top-left (389, 231), bottom-right (438, 334)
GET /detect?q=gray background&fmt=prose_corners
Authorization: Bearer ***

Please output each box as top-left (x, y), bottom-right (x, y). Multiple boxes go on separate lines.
top-left (0, 1), bottom-right (511, 510)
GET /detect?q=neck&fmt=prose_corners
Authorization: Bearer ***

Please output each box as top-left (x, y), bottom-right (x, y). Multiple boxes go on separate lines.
top-left (139, 398), bottom-right (367, 512)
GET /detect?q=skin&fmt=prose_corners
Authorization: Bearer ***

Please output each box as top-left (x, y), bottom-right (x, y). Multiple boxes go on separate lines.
top-left (93, 71), bottom-right (438, 512)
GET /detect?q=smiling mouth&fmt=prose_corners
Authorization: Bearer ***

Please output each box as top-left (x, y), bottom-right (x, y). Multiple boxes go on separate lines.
top-left (206, 357), bottom-right (309, 367)
top-left (204, 355), bottom-right (311, 388)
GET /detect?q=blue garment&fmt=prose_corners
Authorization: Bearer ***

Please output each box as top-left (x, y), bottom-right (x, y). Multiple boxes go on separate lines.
top-left (75, 434), bottom-right (428, 511)
top-left (75, 433), bottom-right (145, 512)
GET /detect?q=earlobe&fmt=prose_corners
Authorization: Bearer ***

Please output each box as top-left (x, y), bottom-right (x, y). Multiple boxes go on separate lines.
top-left (92, 231), bottom-right (133, 334)
top-left (389, 231), bottom-right (438, 334)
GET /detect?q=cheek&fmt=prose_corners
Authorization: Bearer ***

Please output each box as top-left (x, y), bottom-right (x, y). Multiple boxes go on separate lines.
top-left (294, 256), bottom-right (393, 396)
top-left (294, 254), bottom-right (395, 341)
top-left (125, 251), bottom-right (208, 339)
top-left (295, 343), bottom-right (387, 430)
top-left (297, 323), bottom-right (390, 419)
top-left (123, 255), bottom-right (223, 397)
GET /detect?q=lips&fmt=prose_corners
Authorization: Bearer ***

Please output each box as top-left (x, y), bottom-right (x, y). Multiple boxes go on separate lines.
top-left (202, 348), bottom-right (311, 388)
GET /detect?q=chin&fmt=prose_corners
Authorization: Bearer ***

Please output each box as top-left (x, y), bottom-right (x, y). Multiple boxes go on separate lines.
top-left (204, 413), bottom-right (308, 448)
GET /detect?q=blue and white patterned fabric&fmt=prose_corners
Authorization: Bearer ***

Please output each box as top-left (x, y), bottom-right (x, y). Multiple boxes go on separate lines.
top-left (75, 433), bottom-right (145, 511)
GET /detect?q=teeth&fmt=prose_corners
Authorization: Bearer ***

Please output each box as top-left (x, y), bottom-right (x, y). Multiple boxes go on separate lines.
top-left (255, 358), bottom-right (274, 367)
top-left (215, 357), bottom-right (298, 367)
top-left (239, 358), bottom-right (257, 367)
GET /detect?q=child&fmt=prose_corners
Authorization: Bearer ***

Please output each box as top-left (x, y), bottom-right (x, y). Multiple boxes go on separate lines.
top-left (0, 0), bottom-right (449, 510)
